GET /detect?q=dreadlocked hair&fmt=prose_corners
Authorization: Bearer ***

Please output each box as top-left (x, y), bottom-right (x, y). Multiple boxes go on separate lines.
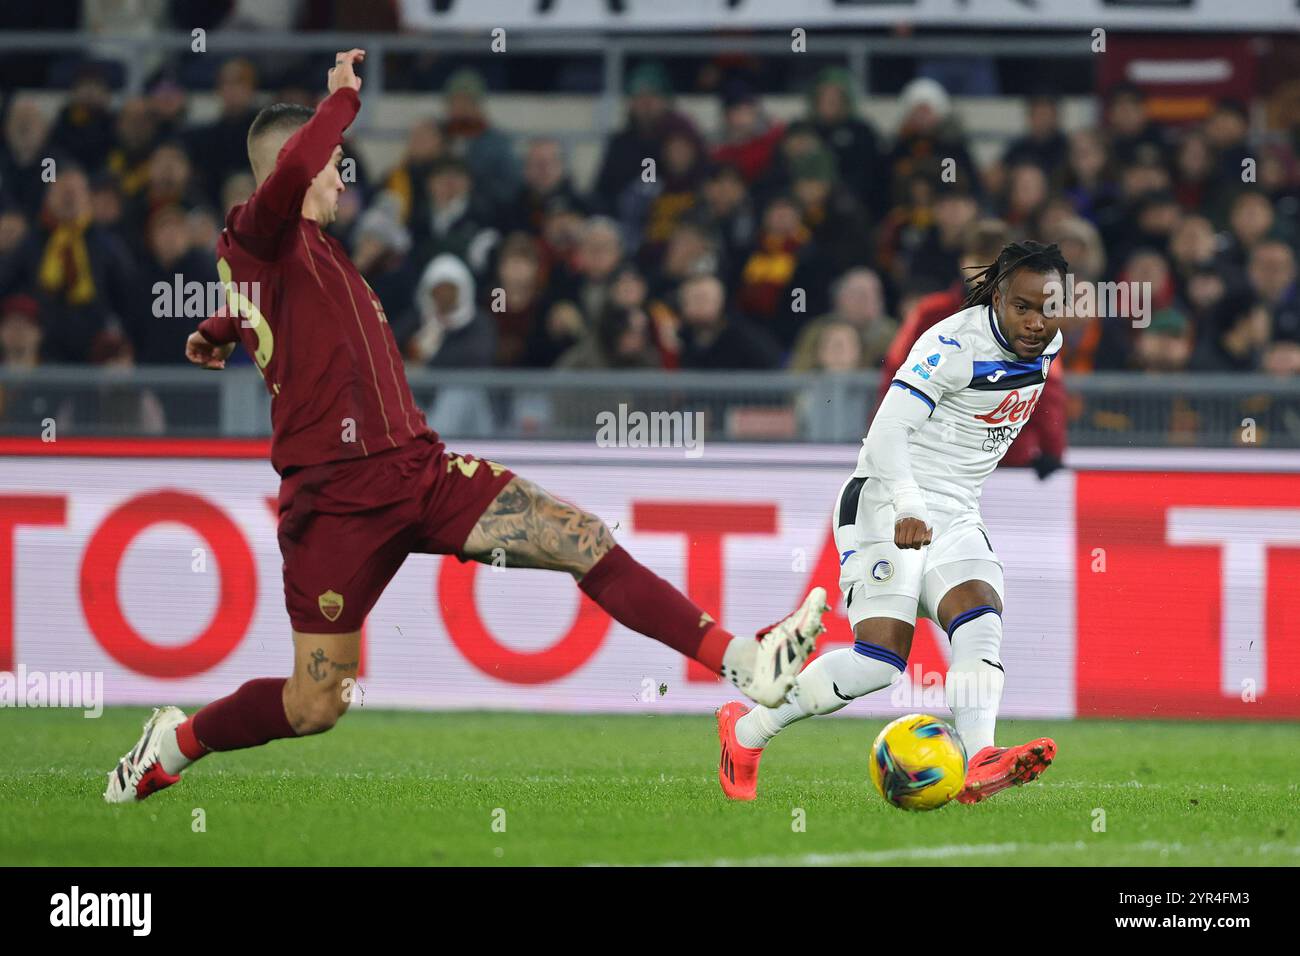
top-left (962, 240), bottom-right (1070, 309)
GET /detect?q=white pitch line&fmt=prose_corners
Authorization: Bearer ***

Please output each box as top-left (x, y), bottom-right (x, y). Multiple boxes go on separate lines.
top-left (598, 840), bottom-right (1091, 868)
top-left (594, 839), bottom-right (1300, 868)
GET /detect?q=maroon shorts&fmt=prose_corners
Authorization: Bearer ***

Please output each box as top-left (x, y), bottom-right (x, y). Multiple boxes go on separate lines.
top-left (275, 435), bottom-right (514, 633)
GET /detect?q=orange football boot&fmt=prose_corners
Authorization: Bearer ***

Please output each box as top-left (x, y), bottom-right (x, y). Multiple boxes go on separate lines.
top-left (957, 737), bottom-right (1057, 805)
top-left (716, 701), bottom-right (764, 801)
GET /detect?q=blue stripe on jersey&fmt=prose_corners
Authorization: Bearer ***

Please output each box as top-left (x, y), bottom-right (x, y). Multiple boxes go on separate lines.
top-left (890, 379), bottom-right (936, 413)
top-left (969, 351), bottom-right (1058, 391)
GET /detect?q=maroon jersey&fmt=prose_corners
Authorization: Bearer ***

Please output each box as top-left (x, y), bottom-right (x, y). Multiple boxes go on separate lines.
top-left (198, 87), bottom-right (432, 475)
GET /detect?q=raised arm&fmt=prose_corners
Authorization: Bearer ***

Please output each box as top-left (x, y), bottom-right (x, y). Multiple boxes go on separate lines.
top-left (230, 50), bottom-right (364, 259)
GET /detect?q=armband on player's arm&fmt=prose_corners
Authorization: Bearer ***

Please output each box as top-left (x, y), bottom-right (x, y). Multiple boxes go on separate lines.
top-left (865, 384), bottom-right (934, 527)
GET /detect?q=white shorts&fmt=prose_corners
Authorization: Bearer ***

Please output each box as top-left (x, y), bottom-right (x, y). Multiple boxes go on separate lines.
top-left (832, 475), bottom-right (1004, 629)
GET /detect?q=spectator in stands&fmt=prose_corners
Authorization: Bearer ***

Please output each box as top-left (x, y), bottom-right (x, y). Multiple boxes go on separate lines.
top-left (0, 293), bottom-right (42, 369)
top-left (1248, 239), bottom-right (1300, 344)
top-left (1002, 162), bottom-right (1050, 237)
top-left (220, 171), bottom-right (256, 216)
top-left (790, 148), bottom-right (869, 282)
top-left (693, 162), bottom-right (756, 286)
top-left (384, 118), bottom-right (446, 236)
top-left (89, 172), bottom-right (127, 245)
top-left (123, 141), bottom-right (202, 255)
top-left (106, 97), bottom-right (160, 201)
top-left (490, 232), bottom-right (547, 367)
top-left (1093, 247), bottom-right (1179, 371)
top-left (0, 208), bottom-right (28, 267)
top-left (1184, 264), bottom-right (1231, 345)
top-left (503, 137), bottom-right (586, 237)
top-left (1191, 293), bottom-right (1272, 372)
top-left (0, 294), bottom-right (50, 430)
top-left (536, 194), bottom-right (585, 292)
top-left (630, 125), bottom-right (705, 254)
top-left (593, 61), bottom-right (703, 215)
top-left (1169, 214), bottom-right (1222, 287)
top-left (1061, 128), bottom-right (1118, 226)
top-left (48, 64), bottom-right (115, 175)
top-left (557, 304), bottom-right (662, 370)
top-left (1128, 189), bottom-right (1183, 259)
top-left (885, 78), bottom-right (978, 210)
top-left (7, 165), bottom-right (133, 362)
top-left (1102, 153), bottom-right (1173, 258)
top-left (351, 194), bottom-right (417, 327)
top-left (734, 194), bottom-right (820, 349)
top-left (789, 318), bottom-right (863, 373)
top-left (1205, 100), bottom-right (1254, 183)
top-left (130, 203), bottom-right (217, 365)
top-left (1002, 94), bottom-right (1069, 182)
top-left (651, 220), bottom-right (720, 302)
top-left (185, 59), bottom-right (260, 208)
top-left (412, 157), bottom-right (498, 278)
top-left (907, 181), bottom-right (978, 293)
top-left (1104, 83), bottom-right (1166, 168)
top-left (1133, 306), bottom-right (1195, 373)
top-left (442, 68), bottom-right (521, 216)
top-left (790, 268), bottom-right (897, 373)
top-left (677, 273), bottom-right (782, 370)
top-left (1259, 143), bottom-right (1300, 224)
top-left (805, 67), bottom-right (885, 216)
top-left (711, 81), bottom-right (784, 186)
top-left (1222, 189), bottom-right (1279, 272)
top-left (1173, 129), bottom-right (1215, 215)
top-left (553, 216), bottom-right (625, 328)
top-left (0, 96), bottom-right (51, 219)
top-left (401, 253), bottom-right (495, 369)
top-left (146, 75), bottom-right (188, 142)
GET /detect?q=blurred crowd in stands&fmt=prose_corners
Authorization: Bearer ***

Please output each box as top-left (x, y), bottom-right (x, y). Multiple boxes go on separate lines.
top-left (3, 47), bottom-right (1300, 397)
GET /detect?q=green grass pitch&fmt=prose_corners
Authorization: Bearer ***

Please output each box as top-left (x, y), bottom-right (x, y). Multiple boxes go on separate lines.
top-left (2, 709), bottom-right (1297, 866)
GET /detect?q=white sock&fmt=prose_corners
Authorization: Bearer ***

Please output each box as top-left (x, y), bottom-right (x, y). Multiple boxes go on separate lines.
top-left (735, 644), bottom-right (905, 749)
top-left (944, 607), bottom-right (1005, 756)
top-left (158, 727), bottom-right (194, 776)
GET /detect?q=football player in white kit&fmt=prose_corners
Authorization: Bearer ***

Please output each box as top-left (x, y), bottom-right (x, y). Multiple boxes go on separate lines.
top-left (717, 241), bottom-right (1067, 802)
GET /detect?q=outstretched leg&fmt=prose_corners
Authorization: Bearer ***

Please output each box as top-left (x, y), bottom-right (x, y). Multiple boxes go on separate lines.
top-left (105, 632), bottom-right (358, 803)
top-left (462, 476), bottom-right (824, 706)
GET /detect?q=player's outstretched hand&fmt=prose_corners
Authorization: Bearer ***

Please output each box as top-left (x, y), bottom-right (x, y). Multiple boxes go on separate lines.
top-left (894, 517), bottom-right (933, 550)
top-left (186, 331), bottom-right (235, 370)
top-left (328, 49), bottom-right (365, 95)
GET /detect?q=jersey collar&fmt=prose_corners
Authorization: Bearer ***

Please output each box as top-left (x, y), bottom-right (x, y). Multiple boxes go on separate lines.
top-left (987, 304), bottom-right (1019, 357)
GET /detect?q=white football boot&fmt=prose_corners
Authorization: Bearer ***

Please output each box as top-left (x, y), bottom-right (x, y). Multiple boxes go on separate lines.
top-left (724, 586), bottom-right (828, 708)
top-left (103, 706), bottom-right (187, 803)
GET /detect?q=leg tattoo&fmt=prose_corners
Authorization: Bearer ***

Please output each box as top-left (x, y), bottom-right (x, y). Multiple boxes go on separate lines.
top-left (463, 477), bottom-right (615, 577)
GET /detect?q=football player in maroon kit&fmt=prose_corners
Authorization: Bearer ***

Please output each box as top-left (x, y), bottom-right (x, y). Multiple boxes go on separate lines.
top-left (104, 50), bottom-right (826, 802)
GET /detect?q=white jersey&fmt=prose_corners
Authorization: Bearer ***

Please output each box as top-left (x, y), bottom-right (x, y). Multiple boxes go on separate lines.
top-left (853, 304), bottom-right (1062, 511)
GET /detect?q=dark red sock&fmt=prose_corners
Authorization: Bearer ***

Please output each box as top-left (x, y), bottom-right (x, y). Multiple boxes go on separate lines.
top-left (188, 677), bottom-right (296, 756)
top-left (579, 545), bottom-right (734, 672)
